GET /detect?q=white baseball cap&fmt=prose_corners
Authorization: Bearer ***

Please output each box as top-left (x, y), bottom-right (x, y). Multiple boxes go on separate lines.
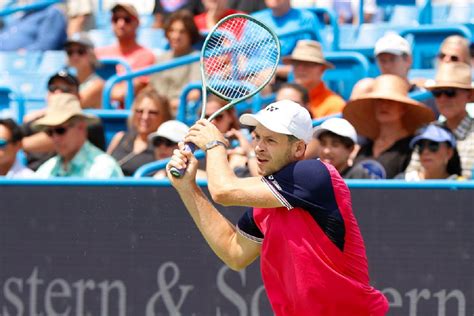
top-left (374, 32), bottom-right (411, 56)
top-left (149, 120), bottom-right (189, 144)
top-left (239, 100), bottom-right (313, 143)
top-left (313, 118), bottom-right (357, 144)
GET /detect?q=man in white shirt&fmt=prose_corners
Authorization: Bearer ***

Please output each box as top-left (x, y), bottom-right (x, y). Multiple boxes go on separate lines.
top-left (0, 119), bottom-right (35, 178)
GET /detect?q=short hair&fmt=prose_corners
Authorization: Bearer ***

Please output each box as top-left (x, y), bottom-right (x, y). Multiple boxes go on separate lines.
top-left (164, 10), bottom-right (201, 46)
top-left (0, 118), bottom-right (24, 143)
top-left (317, 130), bottom-right (355, 148)
top-left (128, 87), bottom-right (172, 129)
top-left (277, 83), bottom-right (310, 105)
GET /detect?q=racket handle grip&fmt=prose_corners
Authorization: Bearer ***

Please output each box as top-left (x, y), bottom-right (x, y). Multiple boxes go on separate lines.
top-left (169, 142), bottom-right (197, 178)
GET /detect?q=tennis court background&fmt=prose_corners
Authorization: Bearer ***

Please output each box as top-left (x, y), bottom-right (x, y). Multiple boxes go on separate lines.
top-left (0, 183), bottom-right (472, 315)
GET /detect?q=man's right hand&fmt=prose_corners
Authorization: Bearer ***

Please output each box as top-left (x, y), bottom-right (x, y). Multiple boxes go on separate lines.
top-left (166, 142), bottom-right (198, 188)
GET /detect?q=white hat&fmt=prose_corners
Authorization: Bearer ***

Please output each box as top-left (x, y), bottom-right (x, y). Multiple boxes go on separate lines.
top-left (149, 120), bottom-right (189, 144)
top-left (374, 32), bottom-right (411, 56)
top-left (313, 118), bottom-right (357, 143)
top-left (239, 100), bottom-right (313, 143)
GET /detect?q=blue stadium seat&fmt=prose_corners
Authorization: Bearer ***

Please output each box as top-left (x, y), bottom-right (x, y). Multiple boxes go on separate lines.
top-left (38, 50), bottom-right (67, 75)
top-left (400, 25), bottom-right (472, 69)
top-left (431, 4), bottom-right (450, 24)
top-left (0, 86), bottom-right (25, 122)
top-left (138, 28), bottom-right (168, 50)
top-left (88, 29), bottom-right (115, 47)
top-left (323, 51), bottom-right (370, 100)
top-left (0, 72), bottom-right (49, 114)
top-left (84, 109), bottom-right (130, 147)
top-left (0, 51), bottom-right (41, 73)
top-left (446, 3), bottom-right (473, 24)
top-left (388, 5), bottom-right (420, 26)
top-left (408, 68), bottom-right (436, 82)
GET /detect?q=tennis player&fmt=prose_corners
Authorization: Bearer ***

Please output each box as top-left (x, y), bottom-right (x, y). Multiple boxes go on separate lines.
top-left (166, 100), bottom-right (389, 315)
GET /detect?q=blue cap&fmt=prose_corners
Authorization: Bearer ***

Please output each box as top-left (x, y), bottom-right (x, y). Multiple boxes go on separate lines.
top-left (409, 124), bottom-right (456, 149)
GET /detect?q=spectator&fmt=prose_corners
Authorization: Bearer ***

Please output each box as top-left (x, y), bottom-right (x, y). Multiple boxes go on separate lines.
top-left (21, 71), bottom-right (106, 171)
top-left (65, 33), bottom-right (104, 109)
top-left (398, 123), bottom-right (462, 180)
top-left (343, 74), bottom-right (435, 179)
top-left (405, 62), bottom-right (474, 179)
top-left (33, 94), bottom-right (123, 178)
top-left (352, 32), bottom-right (437, 115)
top-left (0, 3), bottom-right (67, 51)
top-left (194, 0), bottom-right (241, 33)
top-left (308, 118), bottom-right (372, 179)
top-left (252, 0), bottom-right (322, 79)
top-left (437, 35), bottom-right (470, 66)
top-left (107, 88), bottom-right (171, 176)
top-left (275, 82), bottom-right (310, 113)
top-left (149, 119), bottom-right (206, 179)
top-left (66, 0), bottom-right (95, 36)
top-left (283, 40), bottom-right (345, 118)
top-left (96, 3), bottom-right (156, 105)
top-left (0, 119), bottom-right (35, 178)
top-left (149, 10), bottom-right (201, 117)
top-left (152, 0), bottom-right (203, 29)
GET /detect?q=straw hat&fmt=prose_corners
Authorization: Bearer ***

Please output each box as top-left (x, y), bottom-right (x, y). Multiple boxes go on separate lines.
top-left (32, 93), bottom-right (98, 129)
top-left (425, 62), bottom-right (474, 90)
top-left (282, 40), bottom-right (334, 69)
top-left (343, 74), bottom-right (435, 140)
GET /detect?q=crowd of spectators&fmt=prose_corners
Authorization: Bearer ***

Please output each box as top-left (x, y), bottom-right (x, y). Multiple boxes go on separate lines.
top-left (0, 0), bottom-right (473, 181)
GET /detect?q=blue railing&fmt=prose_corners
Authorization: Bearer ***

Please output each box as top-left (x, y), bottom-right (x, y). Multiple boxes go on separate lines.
top-left (0, 0), bottom-right (61, 16)
top-left (133, 150), bottom-right (206, 178)
top-left (101, 53), bottom-right (200, 109)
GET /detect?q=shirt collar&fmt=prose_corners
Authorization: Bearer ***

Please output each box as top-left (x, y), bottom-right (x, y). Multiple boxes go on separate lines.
top-left (56, 141), bottom-right (90, 175)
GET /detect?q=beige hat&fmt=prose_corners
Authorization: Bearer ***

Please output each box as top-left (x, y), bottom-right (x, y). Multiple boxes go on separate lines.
top-left (32, 93), bottom-right (98, 129)
top-left (343, 74), bottom-right (435, 140)
top-left (425, 62), bottom-right (474, 90)
top-left (282, 40), bottom-right (334, 69)
top-left (112, 2), bottom-right (139, 21)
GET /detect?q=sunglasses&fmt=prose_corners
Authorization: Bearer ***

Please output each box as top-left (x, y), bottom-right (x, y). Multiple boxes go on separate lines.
top-left (45, 124), bottom-right (72, 137)
top-left (416, 140), bottom-right (441, 154)
top-left (437, 53), bottom-right (460, 62)
top-left (66, 47), bottom-right (87, 57)
top-left (204, 113), bottom-right (224, 121)
top-left (0, 138), bottom-right (11, 149)
top-left (153, 137), bottom-right (176, 147)
top-left (112, 15), bottom-right (133, 24)
top-left (431, 88), bottom-right (457, 98)
top-left (135, 109), bottom-right (160, 117)
top-left (48, 84), bottom-right (74, 94)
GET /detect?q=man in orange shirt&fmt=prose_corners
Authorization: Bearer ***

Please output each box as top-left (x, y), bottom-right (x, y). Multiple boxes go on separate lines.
top-left (283, 40), bottom-right (345, 118)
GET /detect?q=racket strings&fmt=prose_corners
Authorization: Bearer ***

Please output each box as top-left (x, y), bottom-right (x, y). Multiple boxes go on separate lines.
top-left (203, 16), bottom-right (279, 101)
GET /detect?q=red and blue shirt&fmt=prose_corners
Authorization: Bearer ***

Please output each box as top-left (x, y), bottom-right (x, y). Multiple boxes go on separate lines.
top-left (237, 159), bottom-right (389, 315)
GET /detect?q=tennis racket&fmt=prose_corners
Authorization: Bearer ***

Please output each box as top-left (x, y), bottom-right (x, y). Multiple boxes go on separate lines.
top-left (170, 13), bottom-right (280, 178)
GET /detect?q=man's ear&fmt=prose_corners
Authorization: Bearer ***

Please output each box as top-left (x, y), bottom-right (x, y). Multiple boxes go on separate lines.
top-left (294, 140), bottom-right (307, 159)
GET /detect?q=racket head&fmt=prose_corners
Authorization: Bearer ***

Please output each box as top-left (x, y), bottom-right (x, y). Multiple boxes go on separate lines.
top-left (200, 14), bottom-right (280, 119)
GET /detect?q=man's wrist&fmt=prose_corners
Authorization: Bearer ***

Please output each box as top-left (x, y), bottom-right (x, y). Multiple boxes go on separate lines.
top-left (205, 140), bottom-right (227, 151)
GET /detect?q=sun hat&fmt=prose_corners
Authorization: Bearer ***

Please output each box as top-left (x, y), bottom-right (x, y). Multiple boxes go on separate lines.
top-left (343, 74), bottom-right (435, 140)
top-left (374, 32), bottom-right (411, 56)
top-left (65, 32), bottom-right (94, 49)
top-left (112, 2), bottom-right (139, 21)
top-left (424, 62), bottom-right (474, 90)
top-left (240, 100), bottom-right (313, 143)
top-left (409, 124), bottom-right (456, 149)
top-left (32, 93), bottom-right (98, 129)
top-left (313, 118), bottom-right (357, 144)
top-left (282, 40), bottom-right (334, 69)
top-left (149, 120), bottom-right (189, 144)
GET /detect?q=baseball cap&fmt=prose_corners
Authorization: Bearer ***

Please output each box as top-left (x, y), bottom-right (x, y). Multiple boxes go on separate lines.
top-left (409, 124), bottom-right (456, 149)
top-left (47, 70), bottom-right (80, 87)
top-left (313, 118), bottom-right (357, 144)
top-left (374, 32), bottom-right (411, 56)
top-left (112, 2), bottom-right (139, 21)
top-left (65, 32), bottom-right (94, 48)
top-left (149, 120), bottom-right (189, 144)
top-left (239, 100), bottom-right (313, 143)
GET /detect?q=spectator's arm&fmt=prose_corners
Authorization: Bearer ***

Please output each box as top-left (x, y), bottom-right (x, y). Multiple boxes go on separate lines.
top-left (80, 78), bottom-right (105, 109)
top-left (106, 131), bottom-right (125, 154)
top-left (24, 6), bottom-right (67, 51)
top-left (22, 132), bottom-right (54, 153)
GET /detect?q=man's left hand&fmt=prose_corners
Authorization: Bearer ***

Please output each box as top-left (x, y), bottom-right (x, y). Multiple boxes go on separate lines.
top-left (185, 119), bottom-right (227, 151)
